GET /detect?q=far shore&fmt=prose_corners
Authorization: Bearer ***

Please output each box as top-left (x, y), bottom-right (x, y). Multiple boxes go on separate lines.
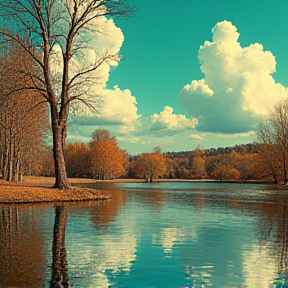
top-left (0, 176), bottom-right (270, 205)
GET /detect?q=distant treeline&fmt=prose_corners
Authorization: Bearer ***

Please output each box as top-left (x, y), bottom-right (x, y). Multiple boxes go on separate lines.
top-left (15, 129), bottom-right (278, 183)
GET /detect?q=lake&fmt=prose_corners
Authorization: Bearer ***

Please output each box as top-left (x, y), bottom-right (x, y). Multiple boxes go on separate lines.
top-left (1, 182), bottom-right (288, 288)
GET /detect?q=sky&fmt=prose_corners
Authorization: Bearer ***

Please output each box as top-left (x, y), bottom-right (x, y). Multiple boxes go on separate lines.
top-left (67, 0), bottom-right (288, 155)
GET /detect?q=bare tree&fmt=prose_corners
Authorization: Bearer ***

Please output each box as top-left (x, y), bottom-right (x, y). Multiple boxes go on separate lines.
top-left (0, 0), bottom-right (133, 189)
top-left (257, 101), bottom-right (288, 184)
top-left (0, 44), bottom-right (49, 182)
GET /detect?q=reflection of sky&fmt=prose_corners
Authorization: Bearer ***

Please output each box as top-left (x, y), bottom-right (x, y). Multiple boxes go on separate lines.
top-left (243, 243), bottom-right (276, 288)
top-left (66, 211), bottom-right (138, 288)
top-left (64, 183), bottom-right (281, 288)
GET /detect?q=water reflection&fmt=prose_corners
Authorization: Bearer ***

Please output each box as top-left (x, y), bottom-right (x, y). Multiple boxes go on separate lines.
top-left (113, 183), bottom-right (288, 287)
top-left (51, 205), bottom-right (69, 288)
top-left (89, 189), bottom-right (127, 229)
top-left (255, 201), bottom-right (288, 287)
top-left (0, 206), bottom-right (49, 288)
top-left (66, 188), bottom-right (136, 287)
top-left (2, 183), bottom-right (288, 287)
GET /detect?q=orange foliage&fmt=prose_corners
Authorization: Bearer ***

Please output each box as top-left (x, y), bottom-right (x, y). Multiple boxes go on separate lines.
top-left (211, 164), bottom-right (241, 180)
top-left (135, 152), bottom-right (166, 182)
top-left (89, 130), bottom-right (124, 180)
top-left (65, 142), bottom-right (90, 178)
top-left (30, 146), bottom-right (54, 177)
top-left (0, 44), bottom-right (49, 181)
top-left (191, 148), bottom-right (206, 178)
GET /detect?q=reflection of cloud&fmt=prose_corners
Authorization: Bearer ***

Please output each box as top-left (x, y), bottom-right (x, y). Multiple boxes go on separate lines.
top-left (179, 20), bottom-right (287, 134)
top-left (68, 215), bottom-right (137, 287)
top-left (97, 234), bottom-right (137, 274)
top-left (242, 243), bottom-right (277, 287)
top-left (161, 228), bottom-right (183, 254)
top-left (153, 227), bottom-right (197, 256)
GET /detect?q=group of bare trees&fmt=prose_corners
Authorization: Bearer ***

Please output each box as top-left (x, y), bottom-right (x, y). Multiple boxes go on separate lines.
top-left (0, 0), bottom-right (133, 188)
top-left (0, 44), bottom-right (48, 181)
top-left (257, 101), bottom-right (288, 184)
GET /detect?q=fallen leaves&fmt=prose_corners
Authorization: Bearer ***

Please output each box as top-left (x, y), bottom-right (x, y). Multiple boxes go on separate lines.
top-left (0, 178), bottom-right (111, 204)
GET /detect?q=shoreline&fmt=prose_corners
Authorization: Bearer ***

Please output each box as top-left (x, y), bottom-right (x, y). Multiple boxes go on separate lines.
top-left (0, 176), bottom-right (271, 205)
top-left (0, 177), bottom-right (111, 205)
top-left (89, 178), bottom-right (269, 184)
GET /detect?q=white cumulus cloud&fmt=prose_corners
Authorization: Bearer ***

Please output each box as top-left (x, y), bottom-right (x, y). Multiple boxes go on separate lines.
top-left (189, 134), bottom-right (204, 140)
top-left (179, 20), bottom-right (287, 134)
top-left (50, 14), bottom-right (124, 102)
top-left (74, 85), bottom-right (140, 126)
top-left (133, 106), bottom-right (198, 137)
top-left (68, 86), bottom-right (140, 142)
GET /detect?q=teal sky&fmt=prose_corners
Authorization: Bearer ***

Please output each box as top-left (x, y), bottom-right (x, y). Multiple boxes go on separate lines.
top-left (108, 0), bottom-right (288, 116)
top-left (68, 0), bottom-right (288, 154)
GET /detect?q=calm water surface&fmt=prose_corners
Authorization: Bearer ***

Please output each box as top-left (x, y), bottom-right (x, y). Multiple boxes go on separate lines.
top-left (1, 182), bottom-right (288, 288)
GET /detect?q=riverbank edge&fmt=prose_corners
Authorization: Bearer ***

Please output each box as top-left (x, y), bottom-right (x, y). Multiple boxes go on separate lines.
top-left (0, 177), bottom-right (112, 204)
top-left (0, 176), bottom-right (271, 205)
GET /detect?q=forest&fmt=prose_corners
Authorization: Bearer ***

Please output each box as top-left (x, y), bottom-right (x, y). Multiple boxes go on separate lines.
top-left (0, 124), bottom-right (285, 184)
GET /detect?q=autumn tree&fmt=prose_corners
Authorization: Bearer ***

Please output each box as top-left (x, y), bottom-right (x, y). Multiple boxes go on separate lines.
top-left (211, 164), bottom-right (241, 181)
top-left (257, 101), bottom-right (288, 184)
top-left (206, 153), bottom-right (241, 181)
top-left (89, 129), bottom-right (124, 180)
top-left (0, 0), bottom-right (133, 189)
top-left (231, 151), bottom-right (260, 180)
top-left (135, 150), bottom-right (166, 182)
top-left (191, 148), bottom-right (206, 178)
top-left (254, 143), bottom-right (279, 184)
top-left (24, 145), bottom-right (55, 177)
top-left (65, 142), bottom-right (90, 178)
top-left (164, 158), bottom-right (177, 179)
top-left (121, 149), bottom-right (130, 178)
top-left (0, 44), bottom-right (49, 182)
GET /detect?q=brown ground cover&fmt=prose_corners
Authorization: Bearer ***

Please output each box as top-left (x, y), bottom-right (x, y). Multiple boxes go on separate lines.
top-left (0, 176), bottom-right (110, 204)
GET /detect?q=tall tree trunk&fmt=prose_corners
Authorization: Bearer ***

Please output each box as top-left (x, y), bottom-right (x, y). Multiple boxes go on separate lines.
top-left (51, 103), bottom-right (69, 190)
top-left (52, 126), bottom-right (69, 190)
top-left (2, 147), bottom-right (9, 181)
top-left (14, 152), bottom-right (20, 182)
top-left (7, 138), bottom-right (13, 182)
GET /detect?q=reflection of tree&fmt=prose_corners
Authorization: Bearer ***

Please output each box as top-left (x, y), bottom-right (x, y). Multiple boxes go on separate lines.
top-left (280, 203), bottom-right (288, 278)
top-left (255, 202), bottom-right (288, 280)
top-left (89, 188), bottom-right (126, 229)
top-left (132, 189), bottom-right (166, 208)
top-left (0, 206), bottom-right (47, 287)
top-left (50, 205), bottom-right (68, 288)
